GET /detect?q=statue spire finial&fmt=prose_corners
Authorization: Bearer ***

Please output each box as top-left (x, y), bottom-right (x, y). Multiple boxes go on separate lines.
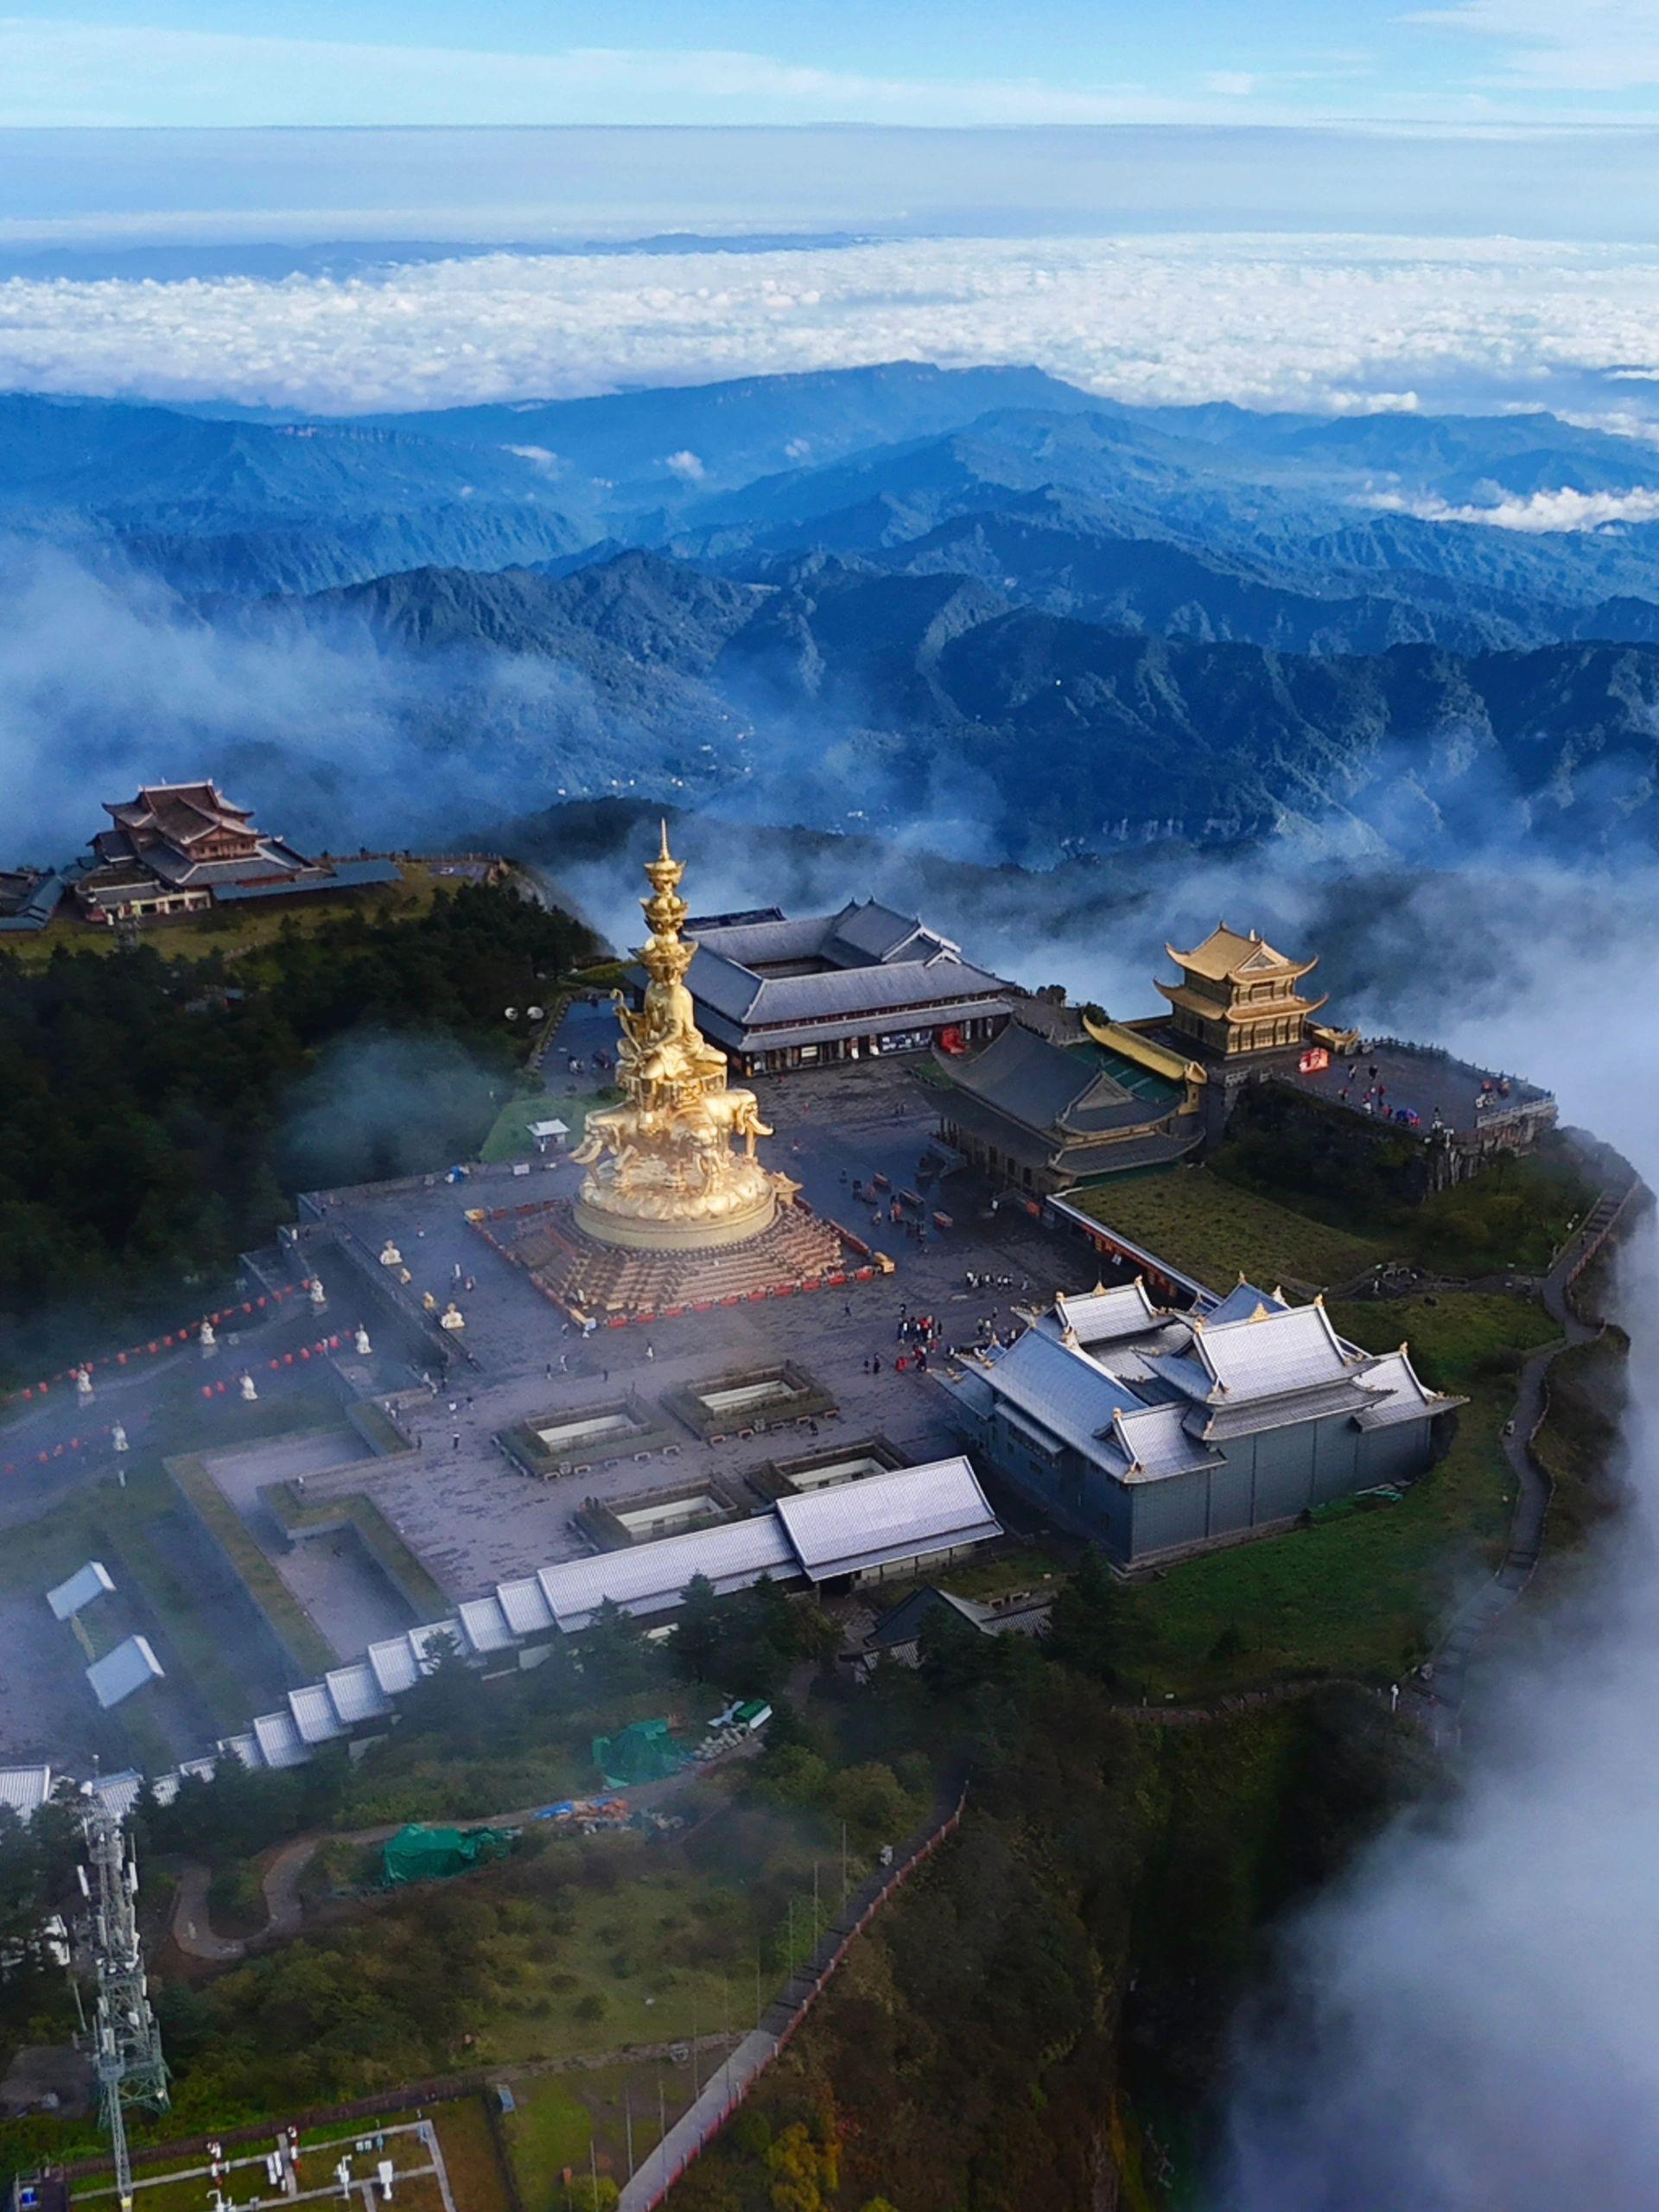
top-left (659, 817), bottom-right (671, 861)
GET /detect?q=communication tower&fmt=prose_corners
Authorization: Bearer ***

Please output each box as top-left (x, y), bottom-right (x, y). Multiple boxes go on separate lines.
top-left (77, 1802), bottom-right (168, 2211)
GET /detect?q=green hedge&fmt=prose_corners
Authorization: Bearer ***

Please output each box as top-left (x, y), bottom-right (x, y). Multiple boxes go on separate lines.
top-left (167, 1454), bottom-right (337, 1678)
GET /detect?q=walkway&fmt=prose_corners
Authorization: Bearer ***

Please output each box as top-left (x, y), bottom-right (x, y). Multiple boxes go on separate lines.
top-left (1425, 1174), bottom-right (1643, 1726)
top-left (168, 1751), bottom-right (755, 1962)
top-left (617, 1786), bottom-right (966, 2212)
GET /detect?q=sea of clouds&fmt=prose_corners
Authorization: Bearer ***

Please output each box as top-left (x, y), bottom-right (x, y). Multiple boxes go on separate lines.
top-left (7, 231), bottom-right (1659, 419)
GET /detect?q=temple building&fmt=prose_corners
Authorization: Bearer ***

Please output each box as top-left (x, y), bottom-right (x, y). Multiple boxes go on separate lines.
top-left (674, 899), bottom-right (1013, 1073)
top-left (1154, 924), bottom-right (1328, 1059)
top-left (73, 781), bottom-right (399, 926)
top-left (938, 1277), bottom-right (1461, 1567)
top-left (932, 1001), bottom-right (1205, 1194)
top-left (0, 864), bottom-right (67, 936)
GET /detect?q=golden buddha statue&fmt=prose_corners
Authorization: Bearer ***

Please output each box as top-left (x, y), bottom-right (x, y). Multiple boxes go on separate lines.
top-left (571, 827), bottom-right (796, 1250)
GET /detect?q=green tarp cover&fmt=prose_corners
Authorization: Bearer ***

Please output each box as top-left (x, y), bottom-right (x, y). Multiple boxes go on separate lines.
top-left (379, 1822), bottom-right (517, 1887)
top-left (591, 1718), bottom-right (690, 1789)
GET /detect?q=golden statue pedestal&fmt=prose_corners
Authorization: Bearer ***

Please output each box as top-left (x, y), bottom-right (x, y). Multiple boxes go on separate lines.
top-left (573, 1167), bottom-right (779, 1251)
top-left (488, 825), bottom-right (855, 1318)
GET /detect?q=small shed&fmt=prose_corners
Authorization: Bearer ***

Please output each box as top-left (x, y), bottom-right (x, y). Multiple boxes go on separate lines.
top-left (86, 1636), bottom-right (165, 1710)
top-left (46, 1562), bottom-right (114, 1622)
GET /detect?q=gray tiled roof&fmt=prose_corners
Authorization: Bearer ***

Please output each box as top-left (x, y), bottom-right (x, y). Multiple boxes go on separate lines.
top-left (1043, 1129), bottom-right (1205, 1177)
top-left (741, 957), bottom-right (1008, 1029)
top-left (825, 899), bottom-right (944, 963)
top-left (457, 1593), bottom-right (518, 1655)
top-left (684, 899), bottom-right (1007, 1042)
top-left (1198, 1378), bottom-right (1381, 1440)
top-left (774, 1456), bottom-right (1001, 1581)
top-left (324, 1662), bottom-right (392, 1726)
top-left (535, 1515), bottom-right (798, 1633)
top-left (1109, 1404), bottom-right (1225, 1482)
top-left (0, 1766), bottom-right (53, 1819)
top-left (693, 913), bottom-right (833, 968)
top-left (1051, 1282), bottom-right (1162, 1344)
top-left (947, 1020), bottom-right (1128, 1134)
top-left (289, 1682), bottom-right (346, 1745)
top-left (971, 1327), bottom-right (1146, 1458)
top-left (252, 1708), bottom-right (308, 1770)
top-left (1199, 1303), bottom-right (1355, 1397)
top-left (1354, 1350), bottom-right (1447, 1428)
top-left (1200, 1281), bottom-right (1289, 1325)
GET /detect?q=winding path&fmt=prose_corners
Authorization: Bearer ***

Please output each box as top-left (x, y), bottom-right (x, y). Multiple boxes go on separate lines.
top-left (1426, 1175), bottom-right (1643, 1726)
top-left (168, 1755), bottom-right (751, 1963)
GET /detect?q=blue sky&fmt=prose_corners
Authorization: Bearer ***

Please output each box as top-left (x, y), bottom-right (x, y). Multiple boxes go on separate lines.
top-left (1, 1), bottom-right (1656, 128)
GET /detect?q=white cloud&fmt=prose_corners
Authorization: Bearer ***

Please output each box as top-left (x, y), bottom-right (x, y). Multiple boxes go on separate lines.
top-left (664, 448), bottom-right (706, 481)
top-left (1203, 72), bottom-right (1259, 97)
top-left (0, 19), bottom-right (1211, 129)
top-left (1366, 485), bottom-right (1659, 530)
top-left (1, 231), bottom-right (1659, 417)
top-left (1407, 0), bottom-right (1659, 91)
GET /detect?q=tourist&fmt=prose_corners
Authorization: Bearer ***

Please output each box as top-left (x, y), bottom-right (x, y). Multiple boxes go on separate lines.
top-left (645, 1341), bottom-right (655, 1360)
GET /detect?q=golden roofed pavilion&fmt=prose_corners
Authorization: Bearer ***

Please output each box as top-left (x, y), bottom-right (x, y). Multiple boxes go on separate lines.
top-left (1155, 923), bottom-right (1327, 1059)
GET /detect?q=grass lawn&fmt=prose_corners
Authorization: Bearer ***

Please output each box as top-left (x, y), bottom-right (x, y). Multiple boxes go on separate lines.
top-left (1126, 1374), bottom-right (1516, 1694)
top-left (506, 2075), bottom-right (597, 2201)
top-left (480, 1086), bottom-right (621, 1163)
top-left (1071, 1167), bottom-right (1388, 1295)
top-left (1, 863), bottom-right (453, 969)
top-left (1125, 1290), bottom-right (1560, 1694)
top-left (506, 2061), bottom-right (674, 2206)
top-left (1327, 1291), bottom-right (1560, 1394)
top-left (935, 1538), bottom-right (1073, 1602)
top-left (0, 1459), bottom-right (276, 1737)
top-left (476, 1851), bottom-right (766, 2067)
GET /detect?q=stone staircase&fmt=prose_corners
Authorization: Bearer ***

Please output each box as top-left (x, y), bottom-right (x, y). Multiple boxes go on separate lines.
top-left (501, 1199), bottom-right (855, 1318)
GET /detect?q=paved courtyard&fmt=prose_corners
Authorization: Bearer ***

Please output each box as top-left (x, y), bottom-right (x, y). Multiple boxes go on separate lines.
top-left (1284, 1039), bottom-right (1552, 1137)
top-left (219, 1062), bottom-right (1103, 1648)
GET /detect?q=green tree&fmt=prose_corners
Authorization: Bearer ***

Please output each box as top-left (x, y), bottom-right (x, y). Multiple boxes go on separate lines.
top-left (1044, 1550), bottom-right (1126, 1685)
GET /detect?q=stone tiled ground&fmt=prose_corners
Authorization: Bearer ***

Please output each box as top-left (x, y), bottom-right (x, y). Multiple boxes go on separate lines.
top-left (208, 1065), bottom-right (1104, 1643)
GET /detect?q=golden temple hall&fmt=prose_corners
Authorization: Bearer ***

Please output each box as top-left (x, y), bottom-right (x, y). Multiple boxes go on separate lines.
top-left (1154, 925), bottom-right (1328, 1060)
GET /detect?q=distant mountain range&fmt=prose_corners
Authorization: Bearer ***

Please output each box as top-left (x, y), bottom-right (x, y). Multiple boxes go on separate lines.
top-left (241, 547), bottom-right (1659, 864)
top-left (10, 363), bottom-right (1659, 629)
top-left (10, 361), bottom-right (1659, 862)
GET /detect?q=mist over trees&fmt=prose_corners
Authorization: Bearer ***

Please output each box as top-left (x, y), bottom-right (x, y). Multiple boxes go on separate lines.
top-left (0, 881), bottom-right (596, 1369)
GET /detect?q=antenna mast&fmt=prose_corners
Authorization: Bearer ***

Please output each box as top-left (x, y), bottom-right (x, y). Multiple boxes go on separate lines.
top-left (79, 1802), bottom-right (168, 2211)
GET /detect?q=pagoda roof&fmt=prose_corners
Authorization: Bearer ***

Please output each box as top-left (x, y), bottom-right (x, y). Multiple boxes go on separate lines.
top-left (945, 1020), bottom-right (1175, 1139)
top-left (1155, 980), bottom-right (1328, 1025)
top-left (1166, 923), bottom-right (1319, 984)
top-left (105, 782), bottom-right (257, 849)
